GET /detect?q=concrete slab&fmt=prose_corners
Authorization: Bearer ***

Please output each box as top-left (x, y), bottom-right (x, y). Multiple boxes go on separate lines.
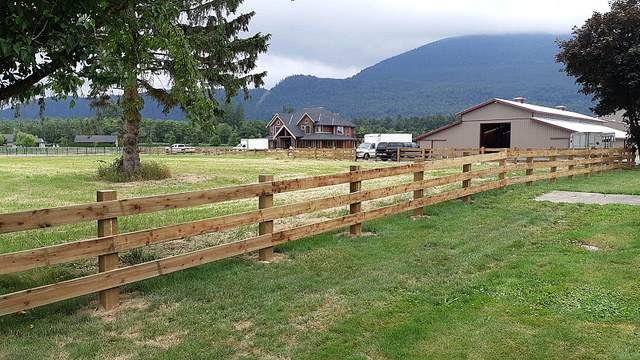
top-left (535, 191), bottom-right (640, 206)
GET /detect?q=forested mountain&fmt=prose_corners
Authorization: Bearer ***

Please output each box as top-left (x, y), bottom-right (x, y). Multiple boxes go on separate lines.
top-left (1, 34), bottom-right (593, 121)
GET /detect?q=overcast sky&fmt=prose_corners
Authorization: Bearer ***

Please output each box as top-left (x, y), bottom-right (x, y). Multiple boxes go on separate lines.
top-left (236, 0), bottom-right (611, 89)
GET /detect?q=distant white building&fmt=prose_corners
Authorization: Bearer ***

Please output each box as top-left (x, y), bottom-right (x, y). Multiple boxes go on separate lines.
top-left (415, 97), bottom-right (628, 149)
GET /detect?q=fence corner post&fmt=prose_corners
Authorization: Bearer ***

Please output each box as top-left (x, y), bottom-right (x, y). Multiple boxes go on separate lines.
top-left (258, 175), bottom-right (274, 261)
top-left (413, 160), bottom-right (425, 216)
top-left (97, 190), bottom-right (119, 310)
top-left (349, 165), bottom-right (362, 236)
top-left (462, 151), bottom-right (472, 202)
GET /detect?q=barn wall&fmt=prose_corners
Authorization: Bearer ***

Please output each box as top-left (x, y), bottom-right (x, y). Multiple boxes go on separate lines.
top-left (461, 102), bottom-right (530, 122)
top-left (418, 118), bottom-right (575, 149)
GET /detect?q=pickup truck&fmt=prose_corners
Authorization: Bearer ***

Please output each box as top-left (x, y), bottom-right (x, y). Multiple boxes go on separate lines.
top-left (375, 142), bottom-right (419, 161)
top-left (165, 143), bottom-right (196, 154)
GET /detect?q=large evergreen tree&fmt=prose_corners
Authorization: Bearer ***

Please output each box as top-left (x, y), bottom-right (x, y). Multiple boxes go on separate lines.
top-left (86, 0), bottom-right (269, 172)
top-left (556, 0), bottom-right (640, 148)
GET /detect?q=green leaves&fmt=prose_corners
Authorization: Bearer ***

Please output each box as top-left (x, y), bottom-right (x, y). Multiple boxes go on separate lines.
top-left (556, 0), bottom-right (640, 148)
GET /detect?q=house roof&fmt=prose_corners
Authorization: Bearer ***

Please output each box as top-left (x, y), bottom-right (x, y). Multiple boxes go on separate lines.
top-left (2, 134), bottom-right (43, 144)
top-left (269, 107), bottom-right (355, 128)
top-left (74, 135), bottom-right (118, 143)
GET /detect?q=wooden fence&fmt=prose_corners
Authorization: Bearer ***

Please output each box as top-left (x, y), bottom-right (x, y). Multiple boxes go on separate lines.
top-left (0, 147), bottom-right (635, 316)
top-left (139, 146), bottom-right (356, 160)
top-left (1, 146), bottom-right (123, 157)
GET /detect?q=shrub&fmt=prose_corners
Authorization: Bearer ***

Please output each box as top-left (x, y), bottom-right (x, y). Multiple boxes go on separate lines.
top-left (97, 158), bottom-right (171, 182)
top-left (15, 131), bottom-right (37, 147)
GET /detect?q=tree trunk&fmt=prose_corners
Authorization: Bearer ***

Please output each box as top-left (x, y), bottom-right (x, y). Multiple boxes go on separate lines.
top-left (120, 66), bottom-right (142, 174)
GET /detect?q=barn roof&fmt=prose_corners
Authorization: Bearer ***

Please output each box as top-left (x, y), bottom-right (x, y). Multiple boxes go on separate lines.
top-left (457, 98), bottom-right (603, 123)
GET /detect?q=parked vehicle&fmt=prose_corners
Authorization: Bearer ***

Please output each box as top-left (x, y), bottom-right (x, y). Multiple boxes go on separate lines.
top-left (165, 143), bottom-right (196, 154)
top-left (356, 133), bottom-right (413, 160)
top-left (356, 142), bottom-right (376, 160)
top-left (233, 138), bottom-right (269, 150)
top-left (376, 142), bottom-right (419, 161)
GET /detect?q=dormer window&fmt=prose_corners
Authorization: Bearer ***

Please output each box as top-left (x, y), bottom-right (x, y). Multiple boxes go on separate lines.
top-left (336, 126), bottom-right (344, 135)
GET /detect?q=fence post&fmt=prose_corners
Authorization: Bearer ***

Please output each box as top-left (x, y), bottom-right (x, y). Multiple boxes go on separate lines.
top-left (413, 160), bottom-right (425, 216)
top-left (550, 147), bottom-right (557, 183)
top-left (97, 190), bottom-right (119, 310)
top-left (397, 148), bottom-right (401, 162)
top-left (462, 151), bottom-right (471, 202)
top-left (349, 165), bottom-right (362, 236)
top-left (568, 155), bottom-right (575, 180)
top-left (585, 149), bottom-right (592, 178)
top-left (526, 149), bottom-right (534, 186)
top-left (597, 149), bottom-right (604, 175)
top-left (258, 175), bottom-right (274, 261)
top-left (498, 155), bottom-right (507, 188)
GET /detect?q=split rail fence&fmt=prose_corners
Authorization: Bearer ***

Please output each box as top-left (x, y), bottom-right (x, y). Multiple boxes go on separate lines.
top-left (140, 147), bottom-right (357, 160)
top-left (0, 147), bottom-right (635, 316)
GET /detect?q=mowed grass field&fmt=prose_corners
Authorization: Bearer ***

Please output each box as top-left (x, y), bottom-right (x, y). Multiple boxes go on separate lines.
top-left (0, 154), bottom-right (639, 359)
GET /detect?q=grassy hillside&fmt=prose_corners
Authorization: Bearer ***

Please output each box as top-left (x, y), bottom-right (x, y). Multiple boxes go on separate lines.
top-left (0, 155), bottom-right (638, 359)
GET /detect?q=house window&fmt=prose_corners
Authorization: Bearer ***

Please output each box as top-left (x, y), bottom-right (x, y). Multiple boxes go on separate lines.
top-left (315, 125), bottom-right (323, 133)
top-left (274, 126), bottom-right (282, 135)
top-left (302, 125), bottom-right (311, 134)
top-left (336, 126), bottom-right (344, 135)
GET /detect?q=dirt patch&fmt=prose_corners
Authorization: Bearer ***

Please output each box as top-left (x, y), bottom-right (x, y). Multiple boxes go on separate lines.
top-left (233, 320), bottom-right (253, 331)
top-left (116, 173), bottom-right (210, 188)
top-left (241, 251), bottom-right (289, 264)
top-left (77, 292), bottom-right (149, 322)
top-left (139, 332), bottom-right (184, 349)
top-left (580, 244), bottom-right (600, 251)
top-left (334, 230), bottom-right (376, 237)
top-left (585, 322), bottom-right (637, 334)
top-left (290, 293), bottom-right (347, 332)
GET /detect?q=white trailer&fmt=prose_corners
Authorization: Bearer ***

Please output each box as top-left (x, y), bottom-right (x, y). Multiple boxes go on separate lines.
top-left (357, 133), bottom-right (413, 159)
top-left (570, 132), bottom-right (615, 149)
top-left (233, 138), bottom-right (268, 150)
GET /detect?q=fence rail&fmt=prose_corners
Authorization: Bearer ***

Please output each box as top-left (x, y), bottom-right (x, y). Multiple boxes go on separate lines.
top-left (0, 147), bottom-right (635, 316)
top-left (0, 146), bottom-right (123, 157)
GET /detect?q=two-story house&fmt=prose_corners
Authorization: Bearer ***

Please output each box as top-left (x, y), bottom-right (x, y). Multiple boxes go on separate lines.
top-left (267, 107), bottom-right (357, 149)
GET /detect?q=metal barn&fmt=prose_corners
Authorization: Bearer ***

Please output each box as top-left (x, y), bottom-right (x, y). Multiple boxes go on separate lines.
top-left (415, 98), bottom-right (628, 150)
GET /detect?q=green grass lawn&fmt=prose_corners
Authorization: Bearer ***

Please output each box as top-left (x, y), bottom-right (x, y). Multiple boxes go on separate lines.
top-left (0, 155), bottom-right (639, 359)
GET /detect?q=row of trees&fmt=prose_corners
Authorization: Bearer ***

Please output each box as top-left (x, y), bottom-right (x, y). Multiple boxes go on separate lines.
top-left (352, 114), bottom-right (457, 139)
top-left (1, 113), bottom-right (458, 147)
top-left (0, 116), bottom-right (269, 147)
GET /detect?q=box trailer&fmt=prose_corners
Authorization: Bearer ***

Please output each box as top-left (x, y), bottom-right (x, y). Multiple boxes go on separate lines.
top-left (233, 138), bottom-right (268, 150)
